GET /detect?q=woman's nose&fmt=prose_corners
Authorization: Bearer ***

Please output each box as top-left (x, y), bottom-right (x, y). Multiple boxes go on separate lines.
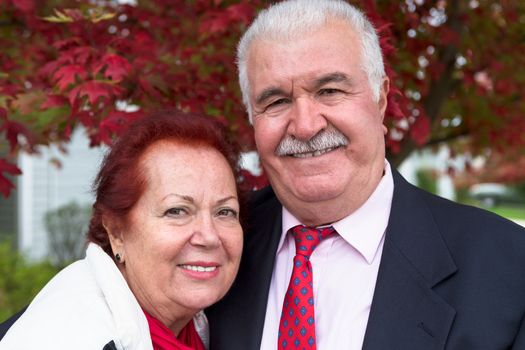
top-left (190, 215), bottom-right (221, 248)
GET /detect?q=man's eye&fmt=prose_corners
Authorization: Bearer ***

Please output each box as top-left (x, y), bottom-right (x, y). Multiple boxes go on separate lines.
top-left (319, 88), bottom-right (342, 95)
top-left (266, 98), bottom-right (290, 110)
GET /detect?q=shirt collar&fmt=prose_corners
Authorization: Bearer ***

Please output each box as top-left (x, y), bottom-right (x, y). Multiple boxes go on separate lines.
top-left (279, 160), bottom-right (394, 264)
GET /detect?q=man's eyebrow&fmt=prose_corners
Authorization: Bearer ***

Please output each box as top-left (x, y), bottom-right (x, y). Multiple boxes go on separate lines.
top-left (255, 87), bottom-right (286, 106)
top-left (313, 72), bottom-right (352, 89)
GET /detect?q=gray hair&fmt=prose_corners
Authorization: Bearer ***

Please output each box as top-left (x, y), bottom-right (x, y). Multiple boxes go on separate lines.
top-left (237, 0), bottom-right (386, 123)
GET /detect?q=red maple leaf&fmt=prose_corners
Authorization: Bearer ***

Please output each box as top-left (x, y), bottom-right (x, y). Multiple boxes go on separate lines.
top-left (74, 110), bottom-right (96, 128)
top-left (68, 46), bottom-right (95, 66)
top-left (94, 54), bottom-right (132, 82)
top-left (0, 158), bottom-right (22, 198)
top-left (410, 114), bottom-right (431, 146)
top-left (53, 64), bottom-right (88, 91)
top-left (0, 118), bottom-right (35, 152)
top-left (68, 81), bottom-right (123, 106)
top-left (138, 77), bottom-right (162, 99)
top-left (38, 60), bottom-right (62, 81)
top-left (52, 37), bottom-right (83, 51)
top-left (41, 94), bottom-right (68, 109)
top-left (12, 0), bottom-right (35, 13)
top-left (386, 137), bottom-right (401, 155)
top-left (199, 10), bottom-right (230, 34)
top-left (226, 3), bottom-right (254, 24)
top-left (97, 109), bottom-right (145, 144)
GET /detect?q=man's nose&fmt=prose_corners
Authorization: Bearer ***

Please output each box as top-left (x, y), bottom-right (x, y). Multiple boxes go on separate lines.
top-left (287, 96), bottom-right (328, 141)
top-left (190, 215), bottom-right (221, 248)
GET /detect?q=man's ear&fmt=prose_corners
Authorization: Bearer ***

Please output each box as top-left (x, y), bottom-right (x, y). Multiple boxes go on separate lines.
top-left (378, 77), bottom-right (390, 135)
top-left (103, 215), bottom-right (124, 256)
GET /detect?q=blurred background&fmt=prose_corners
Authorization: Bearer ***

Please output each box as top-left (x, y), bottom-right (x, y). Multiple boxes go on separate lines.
top-left (1, 0), bottom-right (524, 321)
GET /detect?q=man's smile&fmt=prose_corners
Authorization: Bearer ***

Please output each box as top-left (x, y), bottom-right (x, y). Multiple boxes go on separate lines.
top-left (287, 145), bottom-right (343, 158)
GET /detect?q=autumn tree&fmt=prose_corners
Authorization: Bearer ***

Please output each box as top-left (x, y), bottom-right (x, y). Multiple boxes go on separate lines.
top-left (1, 0), bottom-right (524, 197)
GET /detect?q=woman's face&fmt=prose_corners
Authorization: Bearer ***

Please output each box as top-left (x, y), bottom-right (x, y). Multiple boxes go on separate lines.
top-left (109, 140), bottom-right (242, 329)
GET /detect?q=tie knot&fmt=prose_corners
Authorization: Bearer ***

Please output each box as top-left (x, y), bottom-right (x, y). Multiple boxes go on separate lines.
top-left (291, 225), bottom-right (335, 258)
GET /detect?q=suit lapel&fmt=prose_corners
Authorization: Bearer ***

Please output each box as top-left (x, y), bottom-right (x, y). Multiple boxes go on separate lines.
top-left (363, 170), bottom-right (457, 350)
top-left (237, 191), bottom-right (283, 348)
top-left (208, 188), bottom-right (283, 350)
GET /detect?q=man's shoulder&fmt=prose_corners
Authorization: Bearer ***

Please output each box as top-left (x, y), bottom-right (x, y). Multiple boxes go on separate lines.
top-left (242, 186), bottom-right (282, 238)
top-left (420, 187), bottom-right (522, 228)
top-left (248, 185), bottom-right (280, 210)
top-left (393, 170), bottom-right (524, 237)
top-left (413, 185), bottom-right (525, 250)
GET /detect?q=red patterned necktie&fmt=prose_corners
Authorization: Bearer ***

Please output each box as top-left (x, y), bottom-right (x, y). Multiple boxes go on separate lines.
top-left (278, 225), bottom-right (336, 349)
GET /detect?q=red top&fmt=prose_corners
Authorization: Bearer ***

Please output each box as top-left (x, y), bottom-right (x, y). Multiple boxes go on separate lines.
top-left (143, 310), bottom-right (206, 350)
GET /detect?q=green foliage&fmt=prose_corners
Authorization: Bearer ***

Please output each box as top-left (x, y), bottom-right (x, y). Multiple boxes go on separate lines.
top-left (488, 205), bottom-right (525, 221)
top-left (455, 186), bottom-right (470, 203)
top-left (513, 182), bottom-right (525, 198)
top-left (0, 241), bottom-right (59, 322)
top-left (415, 168), bottom-right (437, 194)
top-left (44, 201), bottom-right (91, 267)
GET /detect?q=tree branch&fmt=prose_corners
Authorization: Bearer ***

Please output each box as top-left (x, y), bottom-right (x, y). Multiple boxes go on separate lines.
top-left (425, 129), bottom-right (470, 147)
top-left (390, 1), bottom-right (464, 167)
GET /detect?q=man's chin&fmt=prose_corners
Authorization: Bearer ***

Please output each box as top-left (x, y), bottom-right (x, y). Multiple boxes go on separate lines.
top-left (290, 183), bottom-right (344, 204)
top-left (265, 166), bottom-right (349, 202)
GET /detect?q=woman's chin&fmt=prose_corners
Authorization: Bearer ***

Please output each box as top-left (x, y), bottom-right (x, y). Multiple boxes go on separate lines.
top-left (177, 290), bottom-right (225, 312)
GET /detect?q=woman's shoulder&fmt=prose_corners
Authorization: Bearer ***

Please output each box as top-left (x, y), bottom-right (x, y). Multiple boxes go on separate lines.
top-left (1, 244), bottom-right (154, 350)
top-left (32, 258), bottom-right (98, 300)
top-left (0, 258), bottom-right (118, 349)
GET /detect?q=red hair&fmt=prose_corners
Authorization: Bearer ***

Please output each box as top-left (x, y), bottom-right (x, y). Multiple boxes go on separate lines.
top-left (87, 109), bottom-right (241, 256)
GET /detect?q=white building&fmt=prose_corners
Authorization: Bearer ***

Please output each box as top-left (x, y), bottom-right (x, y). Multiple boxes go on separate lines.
top-left (398, 146), bottom-right (456, 201)
top-left (13, 128), bottom-right (105, 260)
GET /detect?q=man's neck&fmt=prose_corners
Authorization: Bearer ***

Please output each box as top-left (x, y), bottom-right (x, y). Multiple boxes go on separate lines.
top-left (277, 166), bottom-right (387, 227)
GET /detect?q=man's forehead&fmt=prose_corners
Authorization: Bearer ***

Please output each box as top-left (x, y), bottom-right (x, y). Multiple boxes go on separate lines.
top-left (246, 19), bottom-right (359, 59)
top-left (247, 31), bottom-right (361, 75)
top-left (249, 15), bottom-right (356, 44)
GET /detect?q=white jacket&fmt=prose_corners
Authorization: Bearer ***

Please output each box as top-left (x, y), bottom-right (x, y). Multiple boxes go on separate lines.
top-left (0, 243), bottom-right (208, 350)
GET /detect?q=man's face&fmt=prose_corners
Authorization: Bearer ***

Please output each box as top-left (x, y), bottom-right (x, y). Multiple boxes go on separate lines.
top-left (247, 20), bottom-right (389, 224)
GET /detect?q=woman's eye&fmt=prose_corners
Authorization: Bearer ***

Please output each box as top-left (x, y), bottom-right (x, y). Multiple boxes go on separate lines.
top-left (164, 207), bottom-right (188, 217)
top-left (217, 208), bottom-right (238, 218)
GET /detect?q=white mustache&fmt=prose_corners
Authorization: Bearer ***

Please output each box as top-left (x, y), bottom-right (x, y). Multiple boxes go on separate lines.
top-left (275, 128), bottom-right (348, 156)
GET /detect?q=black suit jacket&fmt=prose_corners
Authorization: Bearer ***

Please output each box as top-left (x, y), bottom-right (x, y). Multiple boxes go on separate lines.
top-left (207, 170), bottom-right (525, 349)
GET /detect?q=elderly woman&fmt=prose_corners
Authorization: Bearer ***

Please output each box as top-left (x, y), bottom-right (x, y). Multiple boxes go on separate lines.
top-left (0, 110), bottom-right (244, 350)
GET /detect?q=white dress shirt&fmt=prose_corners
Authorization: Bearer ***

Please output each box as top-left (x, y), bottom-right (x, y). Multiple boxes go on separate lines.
top-left (260, 161), bottom-right (394, 350)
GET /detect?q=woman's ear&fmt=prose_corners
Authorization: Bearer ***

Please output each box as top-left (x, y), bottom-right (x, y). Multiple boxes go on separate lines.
top-left (103, 215), bottom-right (125, 261)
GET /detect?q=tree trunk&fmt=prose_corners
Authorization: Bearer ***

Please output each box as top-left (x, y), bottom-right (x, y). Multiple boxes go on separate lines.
top-left (388, 0), bottom-right (463, 168)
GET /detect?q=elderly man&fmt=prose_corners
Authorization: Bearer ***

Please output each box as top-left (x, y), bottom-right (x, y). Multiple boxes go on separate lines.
top-left (206, 0), bottom-right (525, 349)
